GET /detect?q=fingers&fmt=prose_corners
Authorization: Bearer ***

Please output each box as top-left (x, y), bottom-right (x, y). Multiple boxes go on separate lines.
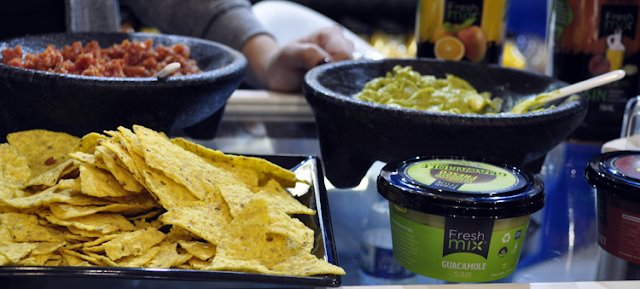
top-left (305, 25), bottom-right (355, 62)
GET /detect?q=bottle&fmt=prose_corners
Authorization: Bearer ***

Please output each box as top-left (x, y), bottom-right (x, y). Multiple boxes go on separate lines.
top-left (415, 0), bottom-right (509, 64)
top-left (359, 200), bottom-right (417, 285)
top-left (548, 0), bottom-right (640, 143)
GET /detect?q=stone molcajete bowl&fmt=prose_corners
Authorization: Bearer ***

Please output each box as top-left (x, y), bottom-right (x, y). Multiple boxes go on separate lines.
top-left (303, 58), bottom-right (588, 188)
top-left (0, 32), bottom-right (247, 142)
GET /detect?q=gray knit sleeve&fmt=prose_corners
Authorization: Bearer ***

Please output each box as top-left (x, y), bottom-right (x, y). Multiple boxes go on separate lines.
top-left (121, 0), bottom-right (271, 51)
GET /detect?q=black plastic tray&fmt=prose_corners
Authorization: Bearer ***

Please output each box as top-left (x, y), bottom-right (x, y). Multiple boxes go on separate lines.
top-left (0, 155), bottom-right (341, 288)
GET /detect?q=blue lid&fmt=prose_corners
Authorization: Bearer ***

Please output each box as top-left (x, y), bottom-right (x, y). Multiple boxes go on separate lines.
top-left (585, 151), bottom-right (640, 202)
top-left (378, 156), bottom-right (545, 219)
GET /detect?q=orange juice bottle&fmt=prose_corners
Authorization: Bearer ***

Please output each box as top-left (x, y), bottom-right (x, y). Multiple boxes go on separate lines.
top-left (549, 0), bottom-right (640, 142)
top-left (415, 0), bottom-right (509, 63)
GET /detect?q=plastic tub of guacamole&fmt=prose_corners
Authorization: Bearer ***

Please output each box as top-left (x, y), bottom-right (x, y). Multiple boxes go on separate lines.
top-left (377, 156), bottom-right (545, 283)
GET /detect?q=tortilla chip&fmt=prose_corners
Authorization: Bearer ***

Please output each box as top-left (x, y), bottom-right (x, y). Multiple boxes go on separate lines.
top-left (218, 183), bottom-right (255, 218)
top-left (26, 159), bottom-right (77, 187)
top-left (0, 185), bottom-right (64, 208)
top-left (0, 143), bottom-right (31, 189)
top-left (141, 166), bottom-right (199, 209)
top-left (49, 199), bottom-right (157, 219)
top-left (102, 227), bottom-right (165, 260)
top-left (0, 242), bottom-right (38, 263)
top-left (32, 242), bottom-right (65, 255)
top-left (135, 125), bottom-right (240, 200)
top-left (58, 178), bottom-right (81, 191)
top-left (61, 249), bottom-right (104, 266)
top-left (84, 251), bottom-right (118, 266)
top-left (69, 151), bottom-right (106, 170)
top-left (72, 132), bottom-right (108, 154)
top-left (60, 250), bottom-right (92, 266)
top-left (214, 197), bottom-right (270, 260)
top-left (267, 207), bottom-right (315, 249)
top-left (116, 246), bottom-right (161, 268)
top-left (41, 211), bottom-right (136, 234)
top-left (158, 202), bottom-right (231, 245)
top-left (17, 252), bottom-right (52, 266)
top-left (7, 129), bottom-right (79, 180)
top-left (178, 240), bottom-right (216, 261)
top-left (145, 241), bottom-right (180, 268)
top-left (79, 164), bottom-right (136, 197)
top-left (257, 179), bottom-right (316, 215)
top-left (95, 146), bottom-right (145, 193)
top-left (271, 253), bottom-right (346, 276)
top-left (171, 138), bottom-right (297, 187)
top-left (206, 256), bottom-right (271, 274)
top-left (0, 212), bottom-right (65, 242)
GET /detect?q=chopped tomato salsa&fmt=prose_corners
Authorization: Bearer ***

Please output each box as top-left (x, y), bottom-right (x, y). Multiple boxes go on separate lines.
top-left (1, 39), bottom-right (201, 77)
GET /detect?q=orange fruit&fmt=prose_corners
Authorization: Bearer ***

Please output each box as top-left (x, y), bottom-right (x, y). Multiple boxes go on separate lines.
top-left (434, 36), bottom-right (465, 61)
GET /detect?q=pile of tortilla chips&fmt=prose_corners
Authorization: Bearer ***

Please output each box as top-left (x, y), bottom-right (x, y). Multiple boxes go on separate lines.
top-left (0, 125), bottom-right (344, 276)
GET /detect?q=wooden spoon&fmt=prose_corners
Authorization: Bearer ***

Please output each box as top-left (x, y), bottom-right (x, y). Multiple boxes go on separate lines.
top-left (511, 69), bottom-right (626, 114)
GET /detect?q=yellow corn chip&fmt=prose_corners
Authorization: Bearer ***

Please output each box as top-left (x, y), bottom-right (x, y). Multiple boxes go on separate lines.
top-left (0, 212), bottom-right (65, 242)
top-left (69, 151), bottom-right (106, 170)
top-left (61, 249), bottom-right (105, 266)
top-left (94, 146), bottom-right (145, 193)
top-left (7, 129), bottom-right (79, 180)
top-left (116, 246), bottom-right (161, 268)
top-left (49, 200), bottom-right (157, 220)
top-left (60, 250), bottom-right (92, 266)
top-left (67, 226), bottom-right (107, 238)
top-left (187, 256), bottom-right (211, 269)
top-left (79, 164), bottom-right (136, 197)
top-left (135, 125), bottom-right (239, 200)
top-left (103, 227), bottom-right (165, 260)
top-left (206, 256), bottom-right (271, 274)
top-left (32, 242), bottom-right (65, 255)
top-left (82, 234), bottom-right (122, 247)
top-left (17, 252), bottom-right (52, 266)
top-left (25, 159), bottom-right (77, 187)
top-left (158, 202), bottom-right (231, 245)
top-left (178, 241), bottom-right (216, 261)
top-left (171, 138), bottom-right (297, 186)
top-left (116, 126), bottom-right (145, 158)
top-left (98, 139), bottom-right (137, 176)
top-left (215, 197), bottom-right (270, 260)
top-left (141, 166), bottom-right (199, 209)
top-left (0, 242), bottom-right (38, 263)
top-left (41, 211), bottom-right (136, 234)
top-left (270, 253), bottom-right (346, 276)
top-left (72, 132), bottom-right (108, 154)
top-left (58, 178), bottom-right (81, 191)
top-left (257, 179), bottom-right (316, 215)
top-left (260, 233), bottom-right (295, 269)
top-left (0, 143), bottom-right (31, 189)
top-left (218, 183), bottom-right (255, 218)
top-left (145, 241), bottom-right (180, 268)
top-left (267, 207), bottom-right (315, 249)
top-left (84, 251), bottom-right (118, 267)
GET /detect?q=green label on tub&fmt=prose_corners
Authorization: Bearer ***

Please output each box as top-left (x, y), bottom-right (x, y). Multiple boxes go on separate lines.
top-left (389, 210), bottom-right (528, 282)
top-left (406, 160), bottom-right (518, 193)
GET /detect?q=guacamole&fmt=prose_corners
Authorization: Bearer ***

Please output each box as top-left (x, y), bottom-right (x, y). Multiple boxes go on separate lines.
top-left (354, 65), bottom-right (503, 114)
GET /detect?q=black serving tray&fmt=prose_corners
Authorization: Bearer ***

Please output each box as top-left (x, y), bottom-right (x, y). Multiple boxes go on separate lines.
top-left (0, 155), bottom-right (341, 288)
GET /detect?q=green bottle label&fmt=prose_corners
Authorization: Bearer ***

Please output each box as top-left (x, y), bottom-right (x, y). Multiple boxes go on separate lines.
top-left (390, 209), bottom-right (528, 282)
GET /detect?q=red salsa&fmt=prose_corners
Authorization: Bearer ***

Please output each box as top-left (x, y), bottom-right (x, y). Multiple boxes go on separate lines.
top-left (1, 39), bottom-right (201, 77)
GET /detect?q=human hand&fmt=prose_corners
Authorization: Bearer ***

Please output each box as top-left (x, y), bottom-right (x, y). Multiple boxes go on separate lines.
top-left (243, 25), bottom-right (355, 92)
top-left (266, 25), bottom-right (355, 92)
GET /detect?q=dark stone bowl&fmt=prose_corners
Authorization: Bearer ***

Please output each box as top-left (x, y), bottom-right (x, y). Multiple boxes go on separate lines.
top-left (303, 58), bottom-right (588, 188)
top-left (0, 32), bottom-right (247, 141)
